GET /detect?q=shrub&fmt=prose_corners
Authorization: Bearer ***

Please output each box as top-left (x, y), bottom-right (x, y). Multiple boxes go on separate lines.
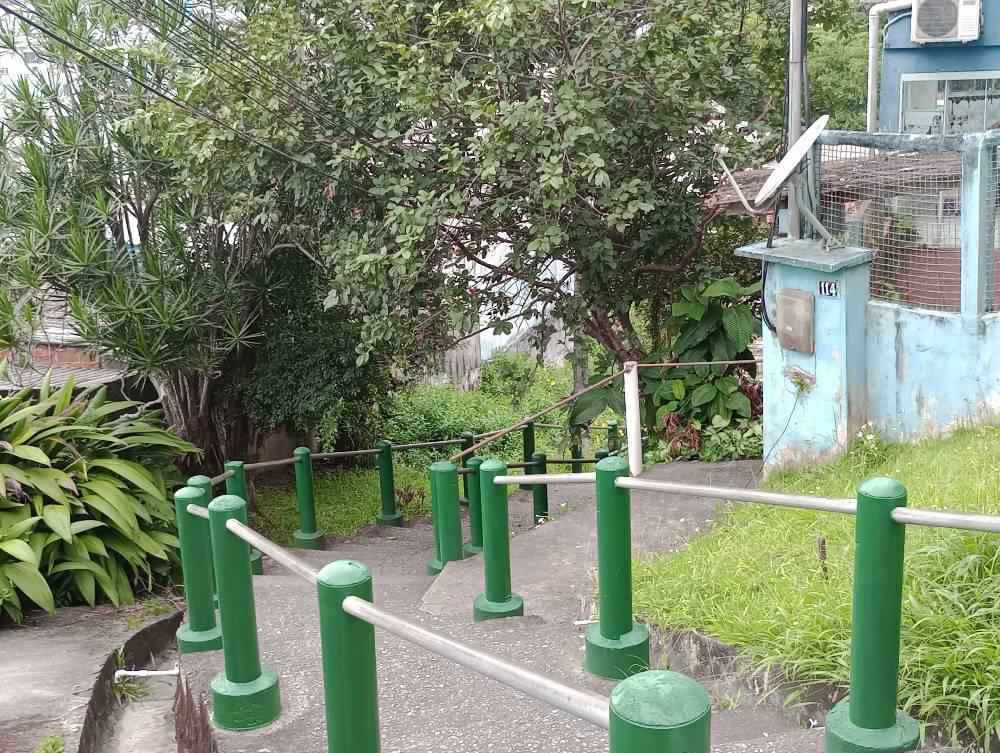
top-left (0, 377), bottom-right (196, 622)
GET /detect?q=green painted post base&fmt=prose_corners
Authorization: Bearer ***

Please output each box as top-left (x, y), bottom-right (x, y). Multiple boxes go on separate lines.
top-left (463, 542), bottom-right (482, 557)
top-left (825, 701), bottom-right (920, 753)
top-left (176, 623), bottom-right (222, 653)
top-left (585, 623), bottom-right (650, 679)
top-left (293, 529), bottom-right (326, 550)
top-left (376, 510), bottom-right (404, 526)
top-left (250, 549), bottom-right (264, 575)
top-left (609, 670), bottom-right (711, 753)
top-left (427, 558), bottom-right (444, 576)
top-left (210, 667), bottom-right (281, 731)
top-left (473, 592), bottom-right (524, 622)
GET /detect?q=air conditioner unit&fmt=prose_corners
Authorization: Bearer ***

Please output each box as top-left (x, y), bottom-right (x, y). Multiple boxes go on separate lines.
top-left (912, 0), bottom-right (980, 43)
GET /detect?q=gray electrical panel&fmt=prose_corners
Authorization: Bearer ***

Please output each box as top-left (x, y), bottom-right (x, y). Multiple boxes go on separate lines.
top-left (776, 289), bottom-right (815, 354)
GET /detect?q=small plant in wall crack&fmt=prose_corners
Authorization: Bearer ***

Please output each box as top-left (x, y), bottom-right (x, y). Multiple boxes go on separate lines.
top-left (112, 648), bottom-right (148, 705)
top-left (785, 367), bottom-right (815, 397)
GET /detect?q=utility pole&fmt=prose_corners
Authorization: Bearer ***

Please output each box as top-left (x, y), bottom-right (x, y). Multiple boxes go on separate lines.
top-left (787, 0), bottom-right (804, 239)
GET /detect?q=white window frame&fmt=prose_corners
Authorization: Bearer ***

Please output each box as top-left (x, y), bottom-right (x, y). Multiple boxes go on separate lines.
top-left (899, 70), bottom-right (1000, 134)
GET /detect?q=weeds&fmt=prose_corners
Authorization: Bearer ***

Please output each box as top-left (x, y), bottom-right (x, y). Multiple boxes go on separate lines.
top-left (34, 737), bottom-right (64, 753)
top-left (112, 647), bottom-right (148, 705)
top-left (635, 424), bottom-right (1000, 747)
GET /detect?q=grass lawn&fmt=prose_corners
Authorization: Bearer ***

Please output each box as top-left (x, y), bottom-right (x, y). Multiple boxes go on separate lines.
top-left (634, 425), bottom-right (1000, 744)
top-left (250, 465), bottom-right (432, 544)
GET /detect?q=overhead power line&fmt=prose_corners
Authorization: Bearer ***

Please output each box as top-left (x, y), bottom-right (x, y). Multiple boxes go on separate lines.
top-left (0, 0), bottom-right (320, 169)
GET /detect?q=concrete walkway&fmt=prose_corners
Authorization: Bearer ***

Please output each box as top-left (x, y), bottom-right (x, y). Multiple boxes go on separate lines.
top-left (180, 461), bottom-right (960, 753)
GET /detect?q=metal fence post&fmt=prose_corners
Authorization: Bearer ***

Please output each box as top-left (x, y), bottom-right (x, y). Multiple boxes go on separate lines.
top-left (464, 457), bottom-right (484, 555)
top-left (520, 422), bottom-right (535, 490)
top-left (607, 420), bottom-right (621, 453)
top-left (571, 429), bottom-right (584, 474)
top-left (585, 456), bottom-right (649, 679)
top-left (532, 451), bottom-right (549, 523)
top-left (460, 431), bottom-right (475, 506)
top-left (474, 460), bottom-right (524, 622)
top-left (207, 494), bottom-right (280, 730)
top-left (427, 461), bottom-right (463, 576)
top-left (188, 475), bottom-right (217, 603)
top-left (317, 560), bottom-right (381, 753)
top-left (826, 478), bottom-right (919, 753)
top-left (609, 671), bottom-right (711, 753)
top-left (225, 460), bottom-right (263, 574)
top-left (293, 447), bottom-right (326, 549)
top-left (376, 440), bottom-right (403, 527)
top-left (174, 486), bottom-right (222, 653)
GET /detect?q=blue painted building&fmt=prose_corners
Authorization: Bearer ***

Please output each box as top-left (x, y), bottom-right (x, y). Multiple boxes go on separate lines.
top-left (738, 1), bottom-right (1000, 468)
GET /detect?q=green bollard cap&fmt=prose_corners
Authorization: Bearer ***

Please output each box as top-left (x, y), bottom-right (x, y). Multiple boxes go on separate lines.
top-left (318, 560), bottom-right (371, 589)
top-left (430, 460), bottom-right (457, 472)
top-left (611, 671), bottom-right (710, 729)
top-left (596, 455), bottom-right (629, 473)
top-left (208, 494), bottom-right (246, 513)
top-left (858, 476), bottom-right (906, 500)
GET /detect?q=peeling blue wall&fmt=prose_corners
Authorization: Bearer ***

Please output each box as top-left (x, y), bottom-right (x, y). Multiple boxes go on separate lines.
top-left (867, 303), bottom-right (1000, 437)
top-left (879, 6), bottom-right (1000, 132)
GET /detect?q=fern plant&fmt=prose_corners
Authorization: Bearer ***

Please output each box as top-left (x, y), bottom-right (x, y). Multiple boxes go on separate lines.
top-left (0, 374), bottom-right (196, 622)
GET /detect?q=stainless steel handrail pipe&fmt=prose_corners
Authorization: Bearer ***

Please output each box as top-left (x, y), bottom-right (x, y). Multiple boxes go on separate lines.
top-left (225, 518), bottom-right (320, 584)
top-left (494, 473), bottom-right (597, 486)
top-left (342, 595), bottom-right (611, 729)
top-left (615, 477), bottom-right (858, 515)
top-left (892, 507), bottom-right (1000, 533)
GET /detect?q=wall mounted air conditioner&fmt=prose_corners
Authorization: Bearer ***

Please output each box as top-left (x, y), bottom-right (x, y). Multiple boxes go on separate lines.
top-left (911, 0), bottom-right (981, 43)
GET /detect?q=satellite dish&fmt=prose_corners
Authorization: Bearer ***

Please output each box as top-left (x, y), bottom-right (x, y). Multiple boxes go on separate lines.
top-left (754, 115), bottom-right (829, 207)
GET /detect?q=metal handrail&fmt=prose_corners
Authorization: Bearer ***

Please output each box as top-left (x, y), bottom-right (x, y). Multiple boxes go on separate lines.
top-left (494, 473), bottom-right (597, 486)
top-left (187, 503), bottom-right (209, 519)
top-left (226, 518), bottom-right (321, 584)
top-left (185, 504), bottom-right (321, 583)
top-left (891, 507), bottom-right (1000, 533)
top-left (341, 596), bottom-right (610, 729)
top-left (209, 469), bottom-right (234, 486)
top-left (244, 457), bottom-right (297, 471)
top-left (312, 448), bottom-right (381, 460)
top-left (393, 438), bottom-right (466, 451)
top-left (615, 477), bottom-right (858, 515)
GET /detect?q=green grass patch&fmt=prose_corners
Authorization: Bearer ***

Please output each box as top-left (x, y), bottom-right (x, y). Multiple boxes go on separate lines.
top-left (635, 425), bottom-right (1000, 744)
top-left (250, 466), bottom-right (432, 544)
top-left (34, 738), bottom-right (64, 753)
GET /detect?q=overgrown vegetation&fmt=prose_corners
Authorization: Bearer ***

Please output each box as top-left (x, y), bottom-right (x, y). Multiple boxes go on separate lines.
top-left (0, 378), bottom-right (194, 623)
top-left (251, 466), bottom-right (433, 544)
top-left (635, 425), bottom-right (1000, 745)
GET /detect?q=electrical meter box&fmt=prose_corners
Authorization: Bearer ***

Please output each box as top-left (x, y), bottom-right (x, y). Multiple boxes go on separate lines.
top-left (776, 288), bottom-right (815, 354)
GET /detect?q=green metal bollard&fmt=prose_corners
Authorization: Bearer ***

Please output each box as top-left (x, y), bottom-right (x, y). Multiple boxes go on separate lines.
top-left (826, 478), bottom-right (919, 753)
top-left (188, 475), bottom-right (218, 604)
top-left (609, 671), bottom-right (711, 753)
top-left (427, 461), bottom-right (463, 576)
top-left (459, 431), bottom-right (475, 506)
top-left (607, 420), bottom-right (621, 453)
top-left (571, 430), bottom-right (584, 474)
top-left (207, 494), bottom-right (280, 730)
top-left (473, 460), bottom-right (524, 622)
top-left (585, 456), bottom-right (650, 679)
top-left (464, 457), bottom-right (484, 556)
top-left (174, 486), bottom-right (222, 653)
top-left (293, 447), bottom-right (326, 549)
top-left (531, 451), bottom-right (549, 524)
top-left (426, 464), bottom-right (444, 576)
top-left (520, 422), bottom-right (535, 491)
top-left (317, 560), bottom-right (381, 753)
top-left (225, 460), bottom-right (263, 575)
top-left (376, 440), bottom-right (403, 526)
